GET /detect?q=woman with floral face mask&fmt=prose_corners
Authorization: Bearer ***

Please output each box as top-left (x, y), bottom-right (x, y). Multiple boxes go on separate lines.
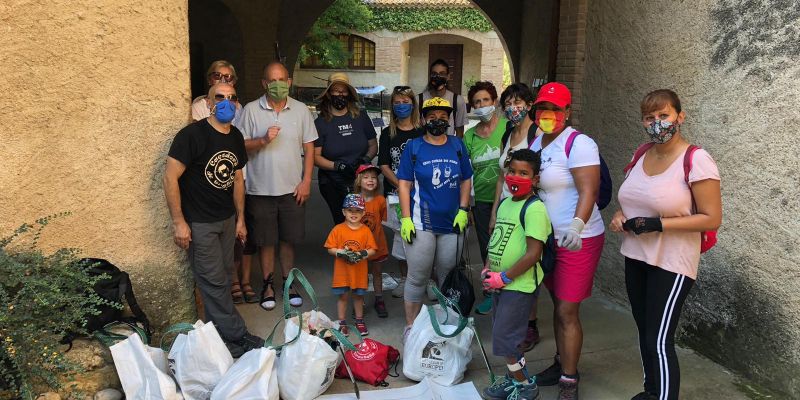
top-left (528, 82), bottom-right (606, 400)
top-left (396, 97), bottom-right (473, 342)
top-left (313, 72), bottom-right (378, 225)
top-left (610, 89), bottom-right (721, 400)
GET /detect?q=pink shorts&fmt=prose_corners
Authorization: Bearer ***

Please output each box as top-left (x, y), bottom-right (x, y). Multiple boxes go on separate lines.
top-left (544, 233), bottom-right (605, 303)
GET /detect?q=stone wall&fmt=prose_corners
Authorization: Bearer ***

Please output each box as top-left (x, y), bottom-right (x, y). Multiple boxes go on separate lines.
top-left (579, 0), bottom-right (800, 396)
top-left (0, 0), bottom-right (196, 330)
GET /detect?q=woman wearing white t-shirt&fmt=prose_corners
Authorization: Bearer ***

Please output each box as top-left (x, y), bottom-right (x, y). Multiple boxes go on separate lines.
top-left (528, 82), bottom-right (605, 399)
top-left (610, 90), bottom-right (721, 400)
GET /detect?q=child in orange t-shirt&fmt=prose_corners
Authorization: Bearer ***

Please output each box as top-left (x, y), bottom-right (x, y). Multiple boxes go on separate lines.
top-left (324, 193), bottom-right (377, 337)
top-left (354, 164), bottom-right (389, 318)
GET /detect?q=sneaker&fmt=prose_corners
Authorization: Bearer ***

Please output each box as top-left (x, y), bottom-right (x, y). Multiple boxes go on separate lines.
top-left (534, 357), bottom-right (562, 386)
top-left (259, 275), bottom-right (276, 311)
top-left (355, 319), bottom-right (369, 336)
top-left (392, 277), bottom-right (405, 298)
top-left (426, 279), bottom-right (437, 301)
top-left (374, 299), bottom-right (388, 318)
top-left (481, 374), bottom-right (516, 400)
top-left (288, 292), bottom-right (303, 307)
top-left (475, 294), bottom-right (493, 314)
top-left (508, 379), bottom-right (540, 400)
top-left (631, 392), bottom-right (658, 400)
top-left (558, 376), bottom-right (579, 400)
top-left (401, 325), bottom-right (412, 345)
top-left (338, 320), bottom-right (349, 336)
top-left (518, 325), bottom-right (541, 353)
top-left (225, 341), bottom-right (245, 358)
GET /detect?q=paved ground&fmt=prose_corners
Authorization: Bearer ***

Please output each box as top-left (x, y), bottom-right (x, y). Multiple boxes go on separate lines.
top-left (235, 179), bottom-right (749, 400)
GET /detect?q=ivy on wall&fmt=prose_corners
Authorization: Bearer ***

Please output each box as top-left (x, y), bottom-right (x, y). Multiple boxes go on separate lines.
top-left (366, 7), bottom-right (493, 32)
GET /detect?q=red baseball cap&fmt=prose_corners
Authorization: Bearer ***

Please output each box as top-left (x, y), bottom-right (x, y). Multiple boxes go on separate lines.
top-left (534, 82), bottom-right (572, 108)
top-left (356, 164), bottom-right (381, 175)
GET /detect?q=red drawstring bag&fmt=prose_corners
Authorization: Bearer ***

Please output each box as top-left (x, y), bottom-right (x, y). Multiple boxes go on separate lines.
top-left (335, 338), bottom-right (400, 386)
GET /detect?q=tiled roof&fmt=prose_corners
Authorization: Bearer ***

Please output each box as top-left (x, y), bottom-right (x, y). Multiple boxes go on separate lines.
top-left (363, 0), bottom-right (474, 8)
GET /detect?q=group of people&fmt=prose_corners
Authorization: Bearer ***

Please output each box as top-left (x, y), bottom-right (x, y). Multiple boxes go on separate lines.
top-left (163, 58), bottom-right (722, 400)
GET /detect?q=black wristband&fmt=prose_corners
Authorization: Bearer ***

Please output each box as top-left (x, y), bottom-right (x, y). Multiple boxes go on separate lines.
top-left (623, 217), bottom-right (663, 234)
top-left (459, 206), bottom-right (470, 212)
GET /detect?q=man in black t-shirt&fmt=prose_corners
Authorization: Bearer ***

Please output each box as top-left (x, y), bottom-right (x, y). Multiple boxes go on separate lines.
top-left (164, 83), bottom-right (262, 357)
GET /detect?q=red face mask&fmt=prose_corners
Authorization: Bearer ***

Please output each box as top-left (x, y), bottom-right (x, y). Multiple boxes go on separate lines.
top-left (534, 110), bottom-right (566, 133)
top-left (505, 175), bottom-right (533, 198)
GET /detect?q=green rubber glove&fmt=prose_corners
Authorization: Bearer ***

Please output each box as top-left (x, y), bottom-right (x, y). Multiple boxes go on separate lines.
top-left (453, 209), bottom-right (468, 233)
top-left (400, 217), bottom-right (416, 244)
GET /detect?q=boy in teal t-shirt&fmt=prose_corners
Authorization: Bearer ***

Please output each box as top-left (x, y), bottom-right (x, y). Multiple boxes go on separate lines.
top-left (481, 149), bottom-right (551, 400)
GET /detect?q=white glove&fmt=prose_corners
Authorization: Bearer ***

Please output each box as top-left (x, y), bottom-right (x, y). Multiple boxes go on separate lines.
top-left (559, 217), bottom-right (585, 251)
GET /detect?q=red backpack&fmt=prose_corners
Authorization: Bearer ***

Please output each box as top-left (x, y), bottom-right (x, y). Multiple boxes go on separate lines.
top-left (623, 143), bottom-right (717, 253)
top-left (335, 338), bottom-right (400, 386)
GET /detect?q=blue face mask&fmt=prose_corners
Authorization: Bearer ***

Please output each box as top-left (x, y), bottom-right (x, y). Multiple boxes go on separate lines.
top-left (213, 99), bottom-right (236, 123)
top-left (393, 103), bottom-right (413, 119)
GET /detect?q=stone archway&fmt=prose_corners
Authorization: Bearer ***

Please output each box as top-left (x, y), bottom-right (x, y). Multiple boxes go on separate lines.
top-left (188, 0), bottom-right (246, 99)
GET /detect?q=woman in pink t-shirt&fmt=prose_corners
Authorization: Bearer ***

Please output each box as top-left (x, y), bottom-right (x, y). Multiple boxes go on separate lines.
top-left (610, 89), bottom-right (722, 400)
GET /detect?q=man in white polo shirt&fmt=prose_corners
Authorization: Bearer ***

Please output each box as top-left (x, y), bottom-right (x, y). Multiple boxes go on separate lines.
top-left (236, 61), bottom-right (318, 312)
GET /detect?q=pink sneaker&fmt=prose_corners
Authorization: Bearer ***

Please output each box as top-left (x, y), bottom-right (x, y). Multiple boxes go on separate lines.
top-left (354, 319), bottom-right (369, 336)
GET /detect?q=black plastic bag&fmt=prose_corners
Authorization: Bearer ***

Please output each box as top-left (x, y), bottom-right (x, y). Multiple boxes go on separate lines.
top-left (441, 263), bottom-right (475, 316)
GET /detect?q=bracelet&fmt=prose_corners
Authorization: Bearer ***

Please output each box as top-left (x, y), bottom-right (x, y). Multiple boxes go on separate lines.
top-left (500, 271), bottom-right (513, 284)
top-left (459, 206), bottom-right (470, 212)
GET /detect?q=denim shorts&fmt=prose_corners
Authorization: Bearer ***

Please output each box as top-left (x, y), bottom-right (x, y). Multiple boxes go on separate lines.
top-left (332, 287), bottom-right (367, 296)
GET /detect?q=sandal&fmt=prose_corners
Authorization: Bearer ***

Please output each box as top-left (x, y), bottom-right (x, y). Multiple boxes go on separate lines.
top-left (285, 277), bottom-right (303, 307)
top-left (242, 283), bottom-right (258, 304)
top-left (260, 274), bottom-right (277, 311)
top-left (231, 282), bottom-right (244, 304)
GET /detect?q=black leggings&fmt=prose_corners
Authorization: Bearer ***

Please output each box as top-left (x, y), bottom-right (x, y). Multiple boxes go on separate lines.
top-left (625, 257), bottom-right (694, 400)
top-left (319, 180), bottom-right (350, 225)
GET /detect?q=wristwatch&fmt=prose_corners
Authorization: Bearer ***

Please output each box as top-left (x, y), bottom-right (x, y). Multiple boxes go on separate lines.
top-left (459, 206), bottom-right (470, 212)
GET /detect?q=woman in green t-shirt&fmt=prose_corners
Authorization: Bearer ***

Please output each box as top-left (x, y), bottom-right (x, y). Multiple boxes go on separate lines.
top-left (463, 81), bottom-right (507, 263)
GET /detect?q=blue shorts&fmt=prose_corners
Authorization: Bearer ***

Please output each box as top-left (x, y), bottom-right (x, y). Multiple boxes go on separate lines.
top-left (332, 287), bottom-right (367, 296)
top-left (491, 289), bottom-right (537, 358)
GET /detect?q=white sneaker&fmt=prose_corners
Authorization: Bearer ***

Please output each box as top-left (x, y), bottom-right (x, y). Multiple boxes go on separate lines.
top-left (426, 279), bottom-right (438, 301)
top-left (260, 298), bottom-right (276, 311)
top-left (392, 277), bottom-right (405, 298)
top-left (288, 293), bottom-right (303, 307)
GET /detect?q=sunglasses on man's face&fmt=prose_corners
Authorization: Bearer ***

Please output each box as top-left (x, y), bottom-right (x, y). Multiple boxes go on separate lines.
top-left (209, 72), bottom-right (235, 82)
top-left (214, 93), bottom-right (238, 102)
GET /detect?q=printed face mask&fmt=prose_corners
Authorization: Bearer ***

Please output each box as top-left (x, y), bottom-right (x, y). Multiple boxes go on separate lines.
top-left (535, 110), bottom-right (566, 134)
top-left (393, 103), bottom-right (413, 119)
top-left (430, 74), bottom-right (448, 89)
top-left (472, 105), bottom-right (496, 122)
top-left (645, 119), bottom-right (678, 144)
top-left (505, 175), bottom-right (533, 198)
top-left (212, 99), bottom-right (236, 123)
top-left (425, 119), bottom-right (449, 136)
top-left (504, 105), bottom-right (528, 125)
top-left (331, 95), bottom-right (348, 110)
top-left (267, 81), bottom-right (289, 101)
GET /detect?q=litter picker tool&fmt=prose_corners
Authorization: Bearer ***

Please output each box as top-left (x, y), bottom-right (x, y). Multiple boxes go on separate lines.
top-left (338, 345), bottom-right (360, 399)
top-left (470, 317), bottom-right (496, 385)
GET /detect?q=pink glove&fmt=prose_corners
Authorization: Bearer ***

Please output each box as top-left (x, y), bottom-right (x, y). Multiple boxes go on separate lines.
top-left (480, 268), bottom-right (490, 280)
top-left (482, 272), bottom-right (506, 290)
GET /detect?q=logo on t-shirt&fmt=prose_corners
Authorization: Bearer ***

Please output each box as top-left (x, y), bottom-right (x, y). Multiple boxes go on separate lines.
top-left (362, 212), bottom-right (377, 231)
top-left (343, 239), bottom-right (363, 251)
top-left (488, 220), bottom-right (514, 261)
top-left (339, 123), bottom-right (354, 137)
top-left (205, 151), bottom-right (238, 189)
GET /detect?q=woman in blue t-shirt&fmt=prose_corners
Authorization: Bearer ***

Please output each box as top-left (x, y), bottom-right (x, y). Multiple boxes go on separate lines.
top-left (313, 72), bottom-right (378, 225)
top-left (396, 97), bottom-right (474, 339)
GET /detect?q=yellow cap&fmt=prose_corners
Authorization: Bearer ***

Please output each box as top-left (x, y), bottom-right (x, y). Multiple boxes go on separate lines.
top-left (421, 96), bottom-right (453, 115)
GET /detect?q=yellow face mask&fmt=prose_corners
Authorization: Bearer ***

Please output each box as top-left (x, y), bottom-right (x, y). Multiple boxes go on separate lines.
top-left (535, 110), bottom-right (566, 133)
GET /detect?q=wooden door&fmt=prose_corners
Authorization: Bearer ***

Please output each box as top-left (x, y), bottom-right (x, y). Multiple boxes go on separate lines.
top-left (429, 44), bottom-right (464, 95)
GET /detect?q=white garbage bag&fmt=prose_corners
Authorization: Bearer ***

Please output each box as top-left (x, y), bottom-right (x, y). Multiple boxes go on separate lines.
top-left (211, 347), bottom-right (279, 400)
top-left (277, 316), bottom-right (342, 400)
top-left (110, 333), bottom-right (182, 400)
top-left (402, 303), bottom-right (474, 386)
top-left (168, 320), bottom-right (234, 400)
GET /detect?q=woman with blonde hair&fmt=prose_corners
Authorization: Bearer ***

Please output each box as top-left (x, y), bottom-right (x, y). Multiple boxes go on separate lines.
top-left (191, 60), bottom-right (241, 122)
top-left (377, 85), bottom-right (425, 298)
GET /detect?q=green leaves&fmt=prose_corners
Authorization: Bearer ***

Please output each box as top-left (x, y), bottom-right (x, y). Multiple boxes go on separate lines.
top-left (0, 214), bottom-right (108, 398)
top-left (366, 7), bottom-right (493, 32)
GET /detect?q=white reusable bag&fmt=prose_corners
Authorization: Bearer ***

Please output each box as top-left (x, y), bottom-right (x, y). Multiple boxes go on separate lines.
top-left (210, 347), bottom-right (279, 400)
top-left (168, 320), bottom-right (234, 400)
top-left (273, 268), bottom-right (357, 400)
top-left (110, 333), bottom-right (182, 400)
top-left (402, 302), bottom-right (474, 386)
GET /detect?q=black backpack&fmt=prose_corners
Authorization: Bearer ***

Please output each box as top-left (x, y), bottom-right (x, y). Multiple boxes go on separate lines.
top-left (500, 195), bottom-right (557, 286)
top-left (500, 120), bottom-right (537, 152)
top-left (65, 258), bottom-right (152, 345)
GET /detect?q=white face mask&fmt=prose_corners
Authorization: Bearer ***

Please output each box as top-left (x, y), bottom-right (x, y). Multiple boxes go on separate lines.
top-left (472, 105), bottom-right (496, 122)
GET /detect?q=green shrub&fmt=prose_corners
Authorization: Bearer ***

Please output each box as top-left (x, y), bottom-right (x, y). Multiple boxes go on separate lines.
top-left (0, 214), bottom-right (113, 399)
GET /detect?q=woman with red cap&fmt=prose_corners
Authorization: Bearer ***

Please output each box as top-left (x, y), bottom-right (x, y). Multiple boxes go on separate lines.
top-left (528, 82), bottom-right (606, 399)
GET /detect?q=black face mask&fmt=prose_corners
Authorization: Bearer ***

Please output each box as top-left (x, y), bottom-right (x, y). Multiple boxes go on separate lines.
top-left (331, 95), bottom-right (349, 110)
top-left (430, 74), bottom-right (448, 89)
top-left (425, 119), bottom-right (449, 136)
